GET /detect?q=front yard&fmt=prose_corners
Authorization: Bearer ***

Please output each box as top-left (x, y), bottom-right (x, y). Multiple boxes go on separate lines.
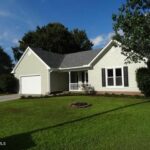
top-left (0, 96), bottom-right (150, 150)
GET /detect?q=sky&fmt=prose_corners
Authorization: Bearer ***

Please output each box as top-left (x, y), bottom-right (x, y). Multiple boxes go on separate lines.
top-left (0, 0), bottom-right (125, 60)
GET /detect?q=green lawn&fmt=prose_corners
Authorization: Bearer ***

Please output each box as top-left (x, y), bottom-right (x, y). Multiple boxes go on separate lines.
top-left (0, 96), bottom-right (150, 150)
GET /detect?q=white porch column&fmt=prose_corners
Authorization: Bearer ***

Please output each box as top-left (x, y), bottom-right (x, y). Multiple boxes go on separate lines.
top-left (69, 71), bottom-right (71, 91)
top-left (84, 71), bottom-right (86, 84)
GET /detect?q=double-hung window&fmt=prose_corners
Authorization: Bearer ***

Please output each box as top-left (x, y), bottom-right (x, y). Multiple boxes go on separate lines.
top-left (106, 68), bottom-right (123, 87)
top-left (102, 66), bottom-right (129, 87)
top-left (107, 69), bottom-right (114, 86)
top-left (115, 68), bottom-right (122, 86)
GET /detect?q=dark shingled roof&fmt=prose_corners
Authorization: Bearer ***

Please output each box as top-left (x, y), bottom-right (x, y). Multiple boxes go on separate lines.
top-left (31, 47), bottom-right (101, 68)
top-left (31, 48), bottom-right (64, 68)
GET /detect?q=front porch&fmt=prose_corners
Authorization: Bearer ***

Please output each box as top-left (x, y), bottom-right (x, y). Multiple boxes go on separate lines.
top-left (69, 71), bottom-right (89, 91)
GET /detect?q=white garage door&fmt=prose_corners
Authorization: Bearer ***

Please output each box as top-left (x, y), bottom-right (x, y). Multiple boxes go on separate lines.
top-left (21, 75), bottom-right (41, 94)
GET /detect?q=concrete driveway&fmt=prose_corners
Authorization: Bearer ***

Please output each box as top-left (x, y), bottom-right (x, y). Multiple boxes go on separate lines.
top-left (0, 94), bottom-right (20, 102)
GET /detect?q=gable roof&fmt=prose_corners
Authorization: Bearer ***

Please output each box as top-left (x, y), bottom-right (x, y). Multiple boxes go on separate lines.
top-left (31, 47), bottom-right (101, 69)
top-left (31, 48), bottom-right (64, 68)
top-left (61, 50), bottom-right (101, 68)
top-left (11, 47), bottom-right (50, 73)
top-left (12, 40), bottom-right (118, 73)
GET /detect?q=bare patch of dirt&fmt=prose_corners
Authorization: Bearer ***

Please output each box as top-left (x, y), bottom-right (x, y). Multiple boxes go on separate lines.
top-left (70, 102), bottom-right (92, 108)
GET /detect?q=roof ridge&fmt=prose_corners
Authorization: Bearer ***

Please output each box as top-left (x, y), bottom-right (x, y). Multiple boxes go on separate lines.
top-left (30, 46), bottom-right (102, 56)
top-left (30, 47), bottom-right (103, 69)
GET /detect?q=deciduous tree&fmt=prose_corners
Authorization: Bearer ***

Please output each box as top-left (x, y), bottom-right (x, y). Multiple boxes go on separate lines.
top-left (12, 23), bottom-right (93, 61)
top-left (112, 0), bottom-right (150, 65)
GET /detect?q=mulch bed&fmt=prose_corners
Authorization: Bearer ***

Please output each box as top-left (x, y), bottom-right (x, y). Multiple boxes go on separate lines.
top-left (70, 102), bottom-right (92, 108)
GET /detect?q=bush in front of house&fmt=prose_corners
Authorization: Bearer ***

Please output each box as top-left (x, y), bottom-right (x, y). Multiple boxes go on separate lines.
top-left (0, 74), bottom-right (19, 93)
top-left (83, 84), bottom-right (96, 95)
top-left (136, 67), bottom-right (150, 97)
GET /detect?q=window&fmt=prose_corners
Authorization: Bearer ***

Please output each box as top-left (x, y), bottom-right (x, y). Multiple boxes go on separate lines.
top-left (116, 68), bottom-right (122, 86)
top-left (106, 68), bottom-right (123, 87)
top-left (107, 69), bottom-right (114, 86)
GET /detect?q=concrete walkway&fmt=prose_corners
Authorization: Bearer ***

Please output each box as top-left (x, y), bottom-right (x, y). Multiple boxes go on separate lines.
top-left (0, 94), bottom-right (20, 102)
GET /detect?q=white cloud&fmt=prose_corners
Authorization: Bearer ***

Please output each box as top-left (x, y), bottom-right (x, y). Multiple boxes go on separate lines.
top-left (91, 32), bottom-right (115, 47)
top-left (107, 32), bottom-right (115, 40)
top-left (91, 35), bottom-right (104, 46)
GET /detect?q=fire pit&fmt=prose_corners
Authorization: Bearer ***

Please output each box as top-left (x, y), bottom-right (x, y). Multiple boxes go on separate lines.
top-left (70, 102), bottom-right (92, 108)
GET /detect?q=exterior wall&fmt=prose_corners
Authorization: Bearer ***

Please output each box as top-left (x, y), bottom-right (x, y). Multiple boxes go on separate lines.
top-left (88, 45), bottom-right (146, 93)
top-left (50, 72), bottom-right (69, 92)
top-left (14, 50), bottom-right (50, 95)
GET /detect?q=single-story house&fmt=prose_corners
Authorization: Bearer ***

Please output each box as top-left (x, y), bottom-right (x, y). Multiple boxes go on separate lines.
top-left (12, 40), bottom-right (146, 95)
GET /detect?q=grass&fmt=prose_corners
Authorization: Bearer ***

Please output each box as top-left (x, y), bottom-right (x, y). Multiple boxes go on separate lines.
top-left (0, 96), bottom-right (150, 150)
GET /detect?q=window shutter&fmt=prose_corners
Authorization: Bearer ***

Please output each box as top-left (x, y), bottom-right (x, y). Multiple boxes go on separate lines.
top-left (102, 68), bottom-right (106, 87)
top-left (123, 66), bottom-right (129, 87)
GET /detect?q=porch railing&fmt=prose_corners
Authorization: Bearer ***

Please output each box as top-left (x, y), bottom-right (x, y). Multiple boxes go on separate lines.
top-left (69, 83), bottom-right (90, 91)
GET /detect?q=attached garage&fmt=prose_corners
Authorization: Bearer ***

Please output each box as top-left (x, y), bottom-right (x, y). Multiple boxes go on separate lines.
top-left (20, 75), bottom-right (41, 95)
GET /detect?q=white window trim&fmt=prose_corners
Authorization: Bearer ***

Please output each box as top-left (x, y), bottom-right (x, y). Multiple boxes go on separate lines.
top-left (105, 66), bottom-right (124, 88)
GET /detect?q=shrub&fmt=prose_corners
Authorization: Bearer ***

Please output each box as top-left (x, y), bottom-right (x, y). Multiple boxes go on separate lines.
top-left (0, 74), bottom-right (19, 93)
top-left (83, 85), bottom-right (96, 95)
top-left (136, 67), bottom-right (150, 97)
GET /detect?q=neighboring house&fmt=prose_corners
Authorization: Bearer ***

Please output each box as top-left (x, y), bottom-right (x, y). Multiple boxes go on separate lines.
top-left (12, 40), bottom-right (146, 95)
